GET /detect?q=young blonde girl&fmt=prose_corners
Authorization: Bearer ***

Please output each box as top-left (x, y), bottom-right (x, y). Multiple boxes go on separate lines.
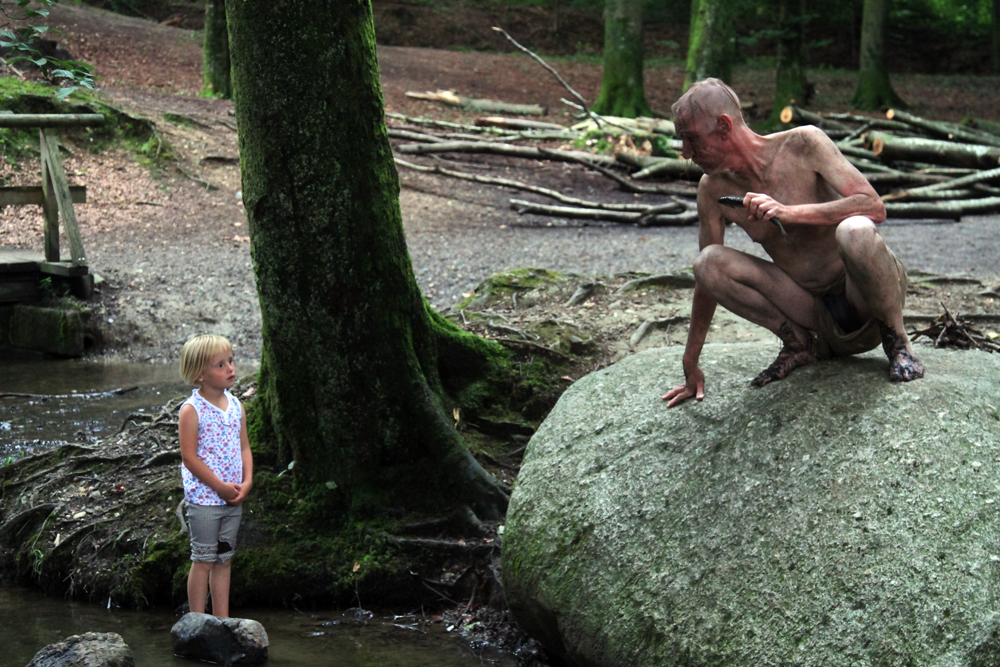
top-left (178, 334), bottom-right (253, 618)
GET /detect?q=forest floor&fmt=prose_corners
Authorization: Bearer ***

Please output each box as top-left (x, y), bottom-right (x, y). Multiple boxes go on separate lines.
top-left (0, 2), bottom-right (995, 377)
top-left (0, 4), bottom-right (998, 664)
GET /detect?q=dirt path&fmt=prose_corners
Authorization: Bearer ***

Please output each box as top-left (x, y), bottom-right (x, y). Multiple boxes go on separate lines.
top-left (0, 3), bottom-right (996, 367)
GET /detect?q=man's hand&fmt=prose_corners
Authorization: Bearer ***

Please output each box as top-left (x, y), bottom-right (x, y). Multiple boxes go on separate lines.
top-left (744, 192), bottom-right (785, 222)
top-left (662, 363), bottom-right (705, 407)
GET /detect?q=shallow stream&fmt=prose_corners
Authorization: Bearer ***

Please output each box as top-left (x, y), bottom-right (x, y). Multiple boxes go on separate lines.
top-left (1, 350), bottom-right (202, 459)
top-left (0, 586), bottom-right (514, 666)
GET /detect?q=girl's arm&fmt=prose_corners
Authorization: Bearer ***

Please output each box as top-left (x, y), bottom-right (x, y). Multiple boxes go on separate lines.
top-left (179, 404), bottom-right (240, 502)
top-left (230, 408), bottom-right (254, 506)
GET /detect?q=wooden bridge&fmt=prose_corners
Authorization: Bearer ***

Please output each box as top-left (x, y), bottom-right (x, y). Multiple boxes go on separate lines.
top-left (0, 113), bottom-right (104, 303)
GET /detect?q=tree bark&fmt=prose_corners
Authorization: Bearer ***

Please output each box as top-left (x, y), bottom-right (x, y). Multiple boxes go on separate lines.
top-left (769, 0), bottom-right (807, 125)
top-left (851, 0), bottom-right (904, 110)
top-left (202, 0), bottom-right (231, 99)
top-left (591, 0), bottom-right (652, 118)
top-left (684, 0), bottom-right (736, 89)
top-left (870, 133), bottom-right (1000, 170)
top-left (993, 0), bottom-right (1000, 74)
top-left (225, 0), bottom-right (508, 519)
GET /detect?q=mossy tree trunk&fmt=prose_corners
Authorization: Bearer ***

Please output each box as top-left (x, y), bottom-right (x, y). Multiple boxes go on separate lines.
top-left (768, 0), bottom-right (807, 125)
top-left (202, 0), bottom-right (231, 98)
top-left (851, 0), bottom-right (905, 110)
top-left (683, 0), bottom-right (737, 90)
top-left (225, 0), bottom-right (509, 520)
top-left (591, 0), bottom-right (652, 118)
top-left (993, 0), bottom-right (1000, 74)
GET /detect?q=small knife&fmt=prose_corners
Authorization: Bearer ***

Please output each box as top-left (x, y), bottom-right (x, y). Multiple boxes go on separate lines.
top-left (718, 196), bottom-right (787, 237)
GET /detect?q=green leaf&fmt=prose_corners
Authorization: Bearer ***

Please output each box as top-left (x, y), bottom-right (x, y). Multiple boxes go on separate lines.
top-left (32, 58), bottom-right (47, 66)
top-left (55, 87), bottom-right (78, 100)
top-left (50, 69), bottom-right (73, 78)
top-left (0, 30), bottom-right (17, 40)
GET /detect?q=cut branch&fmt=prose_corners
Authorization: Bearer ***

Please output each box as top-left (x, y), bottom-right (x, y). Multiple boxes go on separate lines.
top-left (492, 26), bottom-right (599, 126)
top-left (510, 199), bottom-right (697, 226)
top-left (395, 159), bottom-right (685, 212)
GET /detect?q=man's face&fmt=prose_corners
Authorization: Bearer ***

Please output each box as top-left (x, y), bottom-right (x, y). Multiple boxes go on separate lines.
top-left (676, 113), bottom-right (728, 173)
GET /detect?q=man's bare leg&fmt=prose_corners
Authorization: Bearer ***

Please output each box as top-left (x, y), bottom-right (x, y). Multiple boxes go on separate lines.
top-left (694, 245), bottom-right (818, 386)
top-left (836, 217), bottom-right (924, 382)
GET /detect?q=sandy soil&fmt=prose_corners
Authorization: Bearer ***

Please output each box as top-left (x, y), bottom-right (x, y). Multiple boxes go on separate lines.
top-left (0, 2), bottom-right (997, 371)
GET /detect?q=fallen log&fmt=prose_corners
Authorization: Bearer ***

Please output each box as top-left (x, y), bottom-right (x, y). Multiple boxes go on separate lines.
top-left (405, 90), bottom-right (546, 116)
top-left (882, 165), bottom-right (1000, 201)
top-left (614, 153), bottom-right (703, 180)
top-left (396, 141), bottom-right (616, 167)
top-left (631, 157), bottom-right (703, 181)
top-left (826, 113), bottom-right (912, 133)
top-left (886, 109), bottom-right (1000, 148)
top-left (779, 105), bottom-right (852, 132)
top-left (884, 195), bottom-right (1000, 219)
top-left (475, 116), bottom-right (567, 131)
top-left (535, 147), bottom-right (697, 196)
top-left (510, 199), bottom-right (698, 226)
top-left (387, 112), bottom-right (512, 135)
top-left (865, 172), bottom-right (951, 188)
top-left (870, 133), bottom-right (1000, 170)
top-left (387, 128), bottom-right (448, 143)
top-left (395, 159), bottom-right (685, 212)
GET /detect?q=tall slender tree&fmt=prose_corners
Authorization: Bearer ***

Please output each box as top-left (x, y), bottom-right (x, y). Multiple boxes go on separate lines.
top-left (851, 0), bottom-right (904, 110)
top-left (992, 0), bottom-right (1000, 74)
top-left (684, 0), bottom-right (737, 90)
top-left (768, 0), bottom-right (807, 125)
top-left (202, 0), bottom-right (231, 98)
top-left (224, 0), bottom-right (509, 520)
top-left (591, 0), bottom-right (652, 118)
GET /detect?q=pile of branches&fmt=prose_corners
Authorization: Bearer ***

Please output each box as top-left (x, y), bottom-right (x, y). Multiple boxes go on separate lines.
top-left (782, 105), bottom-right (1000, 220)
top-left (387, 111), bottom-right (701, 227)
top-left (389, 24), bottom-right (1000, 227)
top-left (908, 304), bottom-right (1000, 353)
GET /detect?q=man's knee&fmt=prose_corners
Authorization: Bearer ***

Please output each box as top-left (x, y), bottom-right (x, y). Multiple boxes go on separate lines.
top-left (693, 244), bottom-right (729, 288)
top-left (836, 216), bottom-right (881, 257)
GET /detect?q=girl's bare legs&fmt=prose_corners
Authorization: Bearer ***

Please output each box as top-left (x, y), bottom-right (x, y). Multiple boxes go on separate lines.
top-left (209, 561), bottom-right (232, 617)
top-left (188, 561), bottom-right (213, 614)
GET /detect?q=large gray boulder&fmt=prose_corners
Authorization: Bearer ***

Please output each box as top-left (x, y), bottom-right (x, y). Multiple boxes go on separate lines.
top-left (25, 632), bottom-right (133, 667)
top-left (503, 343), bottom-right (1000, 667)
top-left (171, 613), bottom-right (268, 665)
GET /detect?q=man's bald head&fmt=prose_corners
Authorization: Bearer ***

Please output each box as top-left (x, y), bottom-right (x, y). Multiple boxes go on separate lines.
top-left (672, 78), bottom-right (745, 129)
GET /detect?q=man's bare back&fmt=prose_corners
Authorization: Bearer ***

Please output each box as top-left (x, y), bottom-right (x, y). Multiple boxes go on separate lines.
top-left (662, 79), bottom-right (924, 408)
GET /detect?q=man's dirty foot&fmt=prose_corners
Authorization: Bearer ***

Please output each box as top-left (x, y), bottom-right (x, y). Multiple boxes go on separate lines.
top-left (879, 321), bottom-right (925, 382)
top-left (751, 323), bottom-right (817, 387)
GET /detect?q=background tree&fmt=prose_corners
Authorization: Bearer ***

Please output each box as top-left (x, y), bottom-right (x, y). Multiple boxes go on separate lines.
top-left (767, 0), bottom-right (807, 125)
top-left (202, 0), bottom-right (230, 98)
top-left (993, 0), bottom-right (1000, 74)
top-left (591, 0), bottom-right (652, 118)
top-left (225, 0), bottom-right (509, 520)
top-left (852, 0), bottom-right (905, 110)
top-left (683, 0), bottom-right (737, 89)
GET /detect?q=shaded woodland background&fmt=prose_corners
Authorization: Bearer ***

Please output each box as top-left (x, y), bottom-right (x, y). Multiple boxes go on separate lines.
top-left (81, 0), bottom-right (1000, 76)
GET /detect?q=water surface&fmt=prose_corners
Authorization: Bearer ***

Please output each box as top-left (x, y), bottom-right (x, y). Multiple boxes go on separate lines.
top-left (0, 587), bottom-right (513, 666)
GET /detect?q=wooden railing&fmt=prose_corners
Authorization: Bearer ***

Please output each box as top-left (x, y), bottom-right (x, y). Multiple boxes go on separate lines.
top-left (0, 113), bottom-right (105, 280)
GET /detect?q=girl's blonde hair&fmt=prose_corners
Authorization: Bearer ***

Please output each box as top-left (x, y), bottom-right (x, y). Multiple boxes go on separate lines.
top-left (180, 334), bottom-right (233, 385)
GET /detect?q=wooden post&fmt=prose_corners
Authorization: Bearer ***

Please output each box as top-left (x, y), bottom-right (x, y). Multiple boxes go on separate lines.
top-left (40, 129), bottom-right (59, 262)
top-left (39, 129), bottom-right (86, 266)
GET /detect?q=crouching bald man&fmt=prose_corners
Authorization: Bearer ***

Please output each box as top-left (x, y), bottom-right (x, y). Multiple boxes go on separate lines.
top-left (663, 78), bottom-right (924, 408)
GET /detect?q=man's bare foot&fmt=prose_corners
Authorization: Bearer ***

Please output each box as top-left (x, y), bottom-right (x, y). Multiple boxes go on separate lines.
top-left (751, 322), bottom-right (817, 387)
top-left (878, 321), bottom-right (925, 382)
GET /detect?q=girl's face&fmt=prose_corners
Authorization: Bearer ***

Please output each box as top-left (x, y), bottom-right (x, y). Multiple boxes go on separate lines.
top-left (199, 348), bottom-right (236, 391)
